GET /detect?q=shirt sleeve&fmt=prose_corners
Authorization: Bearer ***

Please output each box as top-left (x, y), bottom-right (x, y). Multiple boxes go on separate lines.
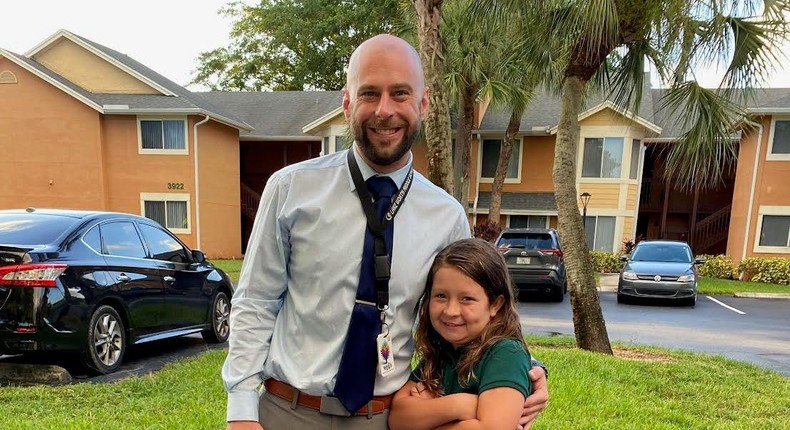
top-left (477, 339), bottom-right (532, 400)
top-left (222, 172), bottom-right (291, 422)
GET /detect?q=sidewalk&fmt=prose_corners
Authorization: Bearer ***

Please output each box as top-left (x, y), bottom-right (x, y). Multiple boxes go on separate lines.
top-left (597, 273), bottom-right (790, 299)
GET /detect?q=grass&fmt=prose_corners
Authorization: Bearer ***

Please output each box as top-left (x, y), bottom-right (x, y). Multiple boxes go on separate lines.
top-left (211, 259), bottom-right (242, 283)
top-left (2, 336), bottom-right (787, 429)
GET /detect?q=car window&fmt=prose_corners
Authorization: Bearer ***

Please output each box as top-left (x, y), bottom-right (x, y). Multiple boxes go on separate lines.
top-left (631, 245), bottom-right (692, 263)
top-left (0, 214), bottom-right (79, 245)
top-left (83, 226), bottom-right (102, 253)
top-left (498, 232), bottom-right (556, 249)
top-left (139, 223), bottom-right (188, 263)
top-left (100, 221), bottom-right (147, 258)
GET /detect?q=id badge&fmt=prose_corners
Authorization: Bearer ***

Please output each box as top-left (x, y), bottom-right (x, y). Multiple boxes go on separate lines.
top-left (376, 332), bottom-right (395, 377)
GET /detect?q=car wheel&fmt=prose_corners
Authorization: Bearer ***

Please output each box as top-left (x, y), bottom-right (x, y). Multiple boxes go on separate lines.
top-left (82, 305), bottom-right (125, 374)
top-left (617, 293), bottom-right (627, 304)
top-left (682, 295), bottom-right (697, 308)
top-left (202, 291), bottom-right (231, 343)
top-left (550, 286), bottom-right (564, 302)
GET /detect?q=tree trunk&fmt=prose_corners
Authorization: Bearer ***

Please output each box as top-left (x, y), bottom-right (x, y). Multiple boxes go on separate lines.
top-left (453, 83), bottom-right (476, 207)
top-left (553, 75), bottom-right (613, 354)
top-left (412, 0), bottom-right (454, 193)
top-left (489, 108), bottom-right (521, 224)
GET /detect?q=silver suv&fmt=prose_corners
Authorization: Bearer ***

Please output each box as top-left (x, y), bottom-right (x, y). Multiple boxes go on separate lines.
top-left (495, 228), bottom-right (567, 302)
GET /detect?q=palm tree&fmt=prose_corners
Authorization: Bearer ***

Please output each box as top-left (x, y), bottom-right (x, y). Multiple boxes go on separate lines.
top-left (476, 0), bottom-right (790, 353)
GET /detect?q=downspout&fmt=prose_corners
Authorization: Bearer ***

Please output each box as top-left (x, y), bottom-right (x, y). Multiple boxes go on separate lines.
top-left (194, 115), bottom-right (210, 251)
top-left (742, 121), bottom-right (763, 261)
top-left (471, 133), bottom-right (482, 228)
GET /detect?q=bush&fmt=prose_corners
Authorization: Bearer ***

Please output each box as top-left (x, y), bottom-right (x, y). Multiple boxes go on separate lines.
top-left (737, 257), bottom-right (790, 285)
top-left (473, 220), bottom-right (502, 242)
top-left (590, 251), bottom-right (624, 273)
top-left (696, 254), bottom-right (735, 279)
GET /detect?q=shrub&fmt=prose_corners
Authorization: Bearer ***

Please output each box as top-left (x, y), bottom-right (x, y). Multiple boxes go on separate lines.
top-left (590, 251), bottom-right (624, 273)
top-left (696, 254), bottom-right (735, 279)
top-left (473, 220), bottom-right (502, 242)
top-left (737, 257), bottom-right (790, 285)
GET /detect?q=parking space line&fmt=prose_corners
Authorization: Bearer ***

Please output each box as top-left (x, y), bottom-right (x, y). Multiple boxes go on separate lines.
top-left (706, 296), bottom-right (746, 314)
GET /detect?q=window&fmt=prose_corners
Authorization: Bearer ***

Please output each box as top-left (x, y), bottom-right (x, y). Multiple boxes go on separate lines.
top-left (82, 226), bottom-right (102, 253)
top-left (758, 216), bottom-right (790, 247)
top-left (141, 193), bottom-right (190, 233)
top-left (139, 223), bottom-right (188, 262)
top-left (100, 222), bottom-right (147, 258)
top-left (584, 216), bottom-right (616, 251)
top-left (582, 137), bottom-right (623, 178)
top-left (334, 135), bottom-right (349, 152)
top-left (629, 139), bottom-right (641, 179)
top-left (769, 120), bottom-right (790, 155)
top-left (509, 215), bottom-right (547, 228)
top-left (322, 136), bottom-right (330, 155)
top-left (139, 119), bottom-right (187, 152)
top-left (481, 139), bottom-right (520, 179)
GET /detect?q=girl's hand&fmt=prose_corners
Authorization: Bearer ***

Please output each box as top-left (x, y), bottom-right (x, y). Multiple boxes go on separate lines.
top-left (409, 382), bottom-right (436, 399)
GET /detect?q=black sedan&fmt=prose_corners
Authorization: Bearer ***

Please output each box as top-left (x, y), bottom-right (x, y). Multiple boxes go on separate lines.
top-left (617, 240), bottom-right (704, 307)
top-left (0, 209), bottom-right (233, 374)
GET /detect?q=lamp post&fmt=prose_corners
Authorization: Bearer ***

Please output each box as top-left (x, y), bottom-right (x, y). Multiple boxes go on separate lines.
top-left (580, 192), bottom-right (592, 230)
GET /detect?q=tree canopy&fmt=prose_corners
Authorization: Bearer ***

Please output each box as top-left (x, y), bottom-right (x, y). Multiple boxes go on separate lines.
top-left (192, 0), bottom-right (401, 91)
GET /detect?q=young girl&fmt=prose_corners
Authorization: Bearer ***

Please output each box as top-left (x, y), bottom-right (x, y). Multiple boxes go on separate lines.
top-left (388, 238), bottom-right (532, 430)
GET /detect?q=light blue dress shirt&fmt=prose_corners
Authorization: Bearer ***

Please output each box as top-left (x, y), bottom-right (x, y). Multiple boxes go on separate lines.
top-left (223, 145), bottom-right (470, 422)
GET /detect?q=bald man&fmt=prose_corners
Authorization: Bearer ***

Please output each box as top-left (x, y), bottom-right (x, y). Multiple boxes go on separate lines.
top-left (223, 34), bottom-right (548, 430)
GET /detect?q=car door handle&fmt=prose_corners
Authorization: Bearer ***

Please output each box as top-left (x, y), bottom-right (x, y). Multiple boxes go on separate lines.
top-left (163, 275), bottom-right (176, 284)
top-left (117, 274), bottom-right (131, 282)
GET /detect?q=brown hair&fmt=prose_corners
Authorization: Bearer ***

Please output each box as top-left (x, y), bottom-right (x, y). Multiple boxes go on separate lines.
top-left (414, 238), bottom-right (527, 395)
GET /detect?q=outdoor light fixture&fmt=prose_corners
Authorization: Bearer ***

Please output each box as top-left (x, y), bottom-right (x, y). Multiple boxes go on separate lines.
top-left (580, 192), bottom-right (592, 229)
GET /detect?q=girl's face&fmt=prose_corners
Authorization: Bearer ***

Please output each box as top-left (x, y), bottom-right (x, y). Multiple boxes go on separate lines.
top-left (428, 265), bottom-right (504, 348)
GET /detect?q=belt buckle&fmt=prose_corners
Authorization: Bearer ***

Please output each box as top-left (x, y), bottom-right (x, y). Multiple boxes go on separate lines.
top-left (319, 395), bottom-right (352, 417)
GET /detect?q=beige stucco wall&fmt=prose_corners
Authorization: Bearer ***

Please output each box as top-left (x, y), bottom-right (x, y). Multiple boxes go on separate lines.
top-left (32, 38), bottom-right (158, 94)
top-left (0, 57), bottom-right (106, 209)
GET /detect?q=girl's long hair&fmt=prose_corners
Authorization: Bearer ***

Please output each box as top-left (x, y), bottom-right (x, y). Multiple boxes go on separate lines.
top-left (414, 238), bottom-right (527, 395)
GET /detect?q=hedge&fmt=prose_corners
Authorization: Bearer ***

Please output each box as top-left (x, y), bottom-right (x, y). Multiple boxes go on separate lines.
top-left (737, 257), bottom-right (790, 285)
top-left (696, 254), bottom-right (736, 279)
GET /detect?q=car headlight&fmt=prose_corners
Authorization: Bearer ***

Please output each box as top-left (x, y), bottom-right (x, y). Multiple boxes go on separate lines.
top-left (622, 271), bottom-right (638, 280)
top-left (677, 274), bottom-right (695, 282)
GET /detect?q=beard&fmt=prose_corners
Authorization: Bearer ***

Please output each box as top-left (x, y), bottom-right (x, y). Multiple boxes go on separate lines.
top-left (351, 116), bottom-right (421, 167)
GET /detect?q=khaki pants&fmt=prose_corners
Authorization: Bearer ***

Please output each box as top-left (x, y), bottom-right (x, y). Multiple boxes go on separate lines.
top-left (259, 391), bottom-right (390, 430)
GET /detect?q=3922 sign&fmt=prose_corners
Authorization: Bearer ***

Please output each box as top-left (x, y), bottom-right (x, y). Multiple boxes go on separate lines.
top-left (167, 182), bottom-right (185, 190)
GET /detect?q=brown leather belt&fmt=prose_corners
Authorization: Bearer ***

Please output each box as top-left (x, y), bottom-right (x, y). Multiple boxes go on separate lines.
top-left (264, 379), bottom-right (393, 416)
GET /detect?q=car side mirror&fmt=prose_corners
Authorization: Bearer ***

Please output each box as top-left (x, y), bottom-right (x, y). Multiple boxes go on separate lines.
top-left (191, 250), bottom-right (206, 264)
top-left (694, 257), bottom-right (706, 265)
top-left (619, 255), bottom-right (628, 262)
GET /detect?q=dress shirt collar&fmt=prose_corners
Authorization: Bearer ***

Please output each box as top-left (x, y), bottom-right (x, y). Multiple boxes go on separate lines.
top-left (350, 144), bottom-right (413, 190)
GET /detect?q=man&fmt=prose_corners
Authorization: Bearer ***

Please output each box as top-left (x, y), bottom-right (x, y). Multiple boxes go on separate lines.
top-left (224, 34), bottom-right (548, 430)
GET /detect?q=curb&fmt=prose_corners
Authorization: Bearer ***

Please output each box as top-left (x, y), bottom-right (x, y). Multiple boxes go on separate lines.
top-left (0, 363), bottom-right (72, 386)
top-left (733, 292), bottom-right (790, 300)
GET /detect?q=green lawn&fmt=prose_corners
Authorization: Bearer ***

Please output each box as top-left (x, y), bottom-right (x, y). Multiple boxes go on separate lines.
top-left (211, 259), bottom-right (243, 283)
top-left (2, 336), bottom-right (788, 429)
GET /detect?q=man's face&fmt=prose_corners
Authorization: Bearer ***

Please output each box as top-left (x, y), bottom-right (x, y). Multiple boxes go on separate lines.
top-left (343, 42), bottom-right (429, 171)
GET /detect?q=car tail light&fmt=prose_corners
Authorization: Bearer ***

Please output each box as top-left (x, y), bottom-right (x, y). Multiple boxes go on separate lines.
top-left (0, 263), bottom-right (68, 287)
top-left (540, 248), bottom-right (563, 257)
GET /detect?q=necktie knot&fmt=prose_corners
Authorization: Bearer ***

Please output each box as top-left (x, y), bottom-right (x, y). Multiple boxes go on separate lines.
top-left (366, 176), bottom-right (397, 200)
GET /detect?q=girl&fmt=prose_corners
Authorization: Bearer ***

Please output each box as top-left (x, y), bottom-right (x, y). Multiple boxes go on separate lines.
top-left (389, 238), bottom-right (532, 430)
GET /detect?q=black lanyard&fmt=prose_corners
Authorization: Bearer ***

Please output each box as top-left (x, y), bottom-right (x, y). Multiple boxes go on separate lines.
top-left (346, 149), bottom-right (413, 311)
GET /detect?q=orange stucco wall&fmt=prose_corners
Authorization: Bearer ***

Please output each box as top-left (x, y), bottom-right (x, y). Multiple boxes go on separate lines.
top-left (728, 116), bottom-right (790, 262)
top-left (0, 57), bottom-right (106, 209)
top-left (32, 38), bottom-right (158, 94)
top-left (474, 135), bottom-right (556, 194)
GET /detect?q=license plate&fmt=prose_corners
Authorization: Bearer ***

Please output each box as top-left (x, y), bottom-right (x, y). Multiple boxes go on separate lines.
top-left (516, 257), bottom-right (531, 265)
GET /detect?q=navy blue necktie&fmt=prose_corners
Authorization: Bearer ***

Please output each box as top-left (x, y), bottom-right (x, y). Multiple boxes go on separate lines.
top-left (334, 175), bottom-right (397, 414)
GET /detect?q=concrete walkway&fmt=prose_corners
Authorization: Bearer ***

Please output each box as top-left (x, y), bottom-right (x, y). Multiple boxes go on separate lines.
top-left (597, 273), bottom-right (790, 299)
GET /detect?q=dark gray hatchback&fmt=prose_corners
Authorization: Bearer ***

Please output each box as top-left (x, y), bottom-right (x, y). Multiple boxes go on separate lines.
top-left (494, 228), bottom-right (567, 302)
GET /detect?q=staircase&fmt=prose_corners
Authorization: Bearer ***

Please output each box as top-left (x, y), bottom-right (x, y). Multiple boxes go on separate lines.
top-left (240, 183), bottom-right (261, 220)
top-left (693, 204), bottom-right (731, 254)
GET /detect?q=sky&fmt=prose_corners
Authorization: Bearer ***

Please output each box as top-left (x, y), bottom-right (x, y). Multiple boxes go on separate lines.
top-left (1, 0), bottom-right (789, 91)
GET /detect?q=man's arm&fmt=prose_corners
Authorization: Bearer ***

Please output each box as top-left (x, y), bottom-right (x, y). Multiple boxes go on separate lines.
top-left (223, 173), bottom-right (290, 424)
top-left (518, 366), bottom-right (549, 429)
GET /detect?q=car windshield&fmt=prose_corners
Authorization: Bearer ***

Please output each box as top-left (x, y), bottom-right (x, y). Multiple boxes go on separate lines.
top-left (630, 244), bottom-right (692, 263)
top-left (498, 233), bottom-right (555, 249)
top-left (0, 214), bottom-right (79, 246)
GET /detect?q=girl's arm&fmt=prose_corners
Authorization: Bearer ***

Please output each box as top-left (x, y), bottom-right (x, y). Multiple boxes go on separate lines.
top-left (388, 381), bottom-right (478, 430)
top-left (433, 387), bottom-right (525, 430)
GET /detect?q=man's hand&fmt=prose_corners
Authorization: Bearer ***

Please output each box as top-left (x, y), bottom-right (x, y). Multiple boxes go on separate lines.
top-left (517, 366), bottom-right (549, 430)
top-left (226, 421), bottom-right (263, 430)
